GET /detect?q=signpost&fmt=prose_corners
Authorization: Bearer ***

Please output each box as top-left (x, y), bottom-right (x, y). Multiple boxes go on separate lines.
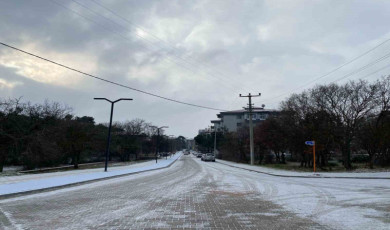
top-left (305, 141), bottom-right (316, 173)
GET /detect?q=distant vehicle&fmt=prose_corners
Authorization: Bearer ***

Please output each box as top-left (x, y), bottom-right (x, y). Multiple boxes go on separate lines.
top-left (184, 151), bottom-right (190, 155)
top-left (196, 153), bottom-right (203, 158)
top-left (202, 153), bottom-right (215, 162)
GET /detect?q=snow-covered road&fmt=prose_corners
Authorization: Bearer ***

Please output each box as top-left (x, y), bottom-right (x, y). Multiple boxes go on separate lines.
top-left (0, 155), bottom-right (388, 229)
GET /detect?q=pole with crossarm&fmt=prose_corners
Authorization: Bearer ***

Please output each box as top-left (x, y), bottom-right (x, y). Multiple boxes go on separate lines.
top-left (94, 98), bottom-right (133, 172)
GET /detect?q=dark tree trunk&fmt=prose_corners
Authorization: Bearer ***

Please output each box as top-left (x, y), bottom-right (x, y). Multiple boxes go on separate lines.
top-left (343, 135), bottom-right (353, 170)
top-left (73, 154), bottom-right (79, 169)
top-left (0, 154), bottom-right (5, 172)
top-left (369, 152), bottom-right (375, 169)
top-left (275, 152), bottom-right (280, 163)
top-left (300, 153), bottom-right (304, 167)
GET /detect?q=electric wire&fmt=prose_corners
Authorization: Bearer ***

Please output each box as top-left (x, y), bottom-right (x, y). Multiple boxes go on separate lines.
top-left (263, 52), bottom-right (390, 106)
top-left (75, 0), bottom-right (251, 109)
top-left (64, 0), bottom-right (247, 93)
top-left (0, 42), bottom-right (228, 112)
top-left (88, 0), bottom-right (252, 91)
top-left (329, 53), bottom-right (390, 83)
top-left (261, 37), bottom-right (390, 103)
top-left (8, 1), bottom-right (390, 111)
top-left (357, 63), bottom-right (390, 81)
top-left (266, 63), bottom-right (390, 108)
top-left (49, 0), bottom-right (241, 94)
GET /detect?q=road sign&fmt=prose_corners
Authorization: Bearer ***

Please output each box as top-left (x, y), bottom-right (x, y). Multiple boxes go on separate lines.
top-left (305, 141), bottom-right (315, 146)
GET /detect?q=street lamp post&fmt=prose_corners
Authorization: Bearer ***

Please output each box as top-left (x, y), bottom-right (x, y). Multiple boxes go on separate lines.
top-left (151, 126), bottom-right (168, 163)
top-left (94, 98), bottom-right (133, 172)
top-left (213, 126), bottom-right (217, 156)
top-left (169, 135), bottom-right (175, 157)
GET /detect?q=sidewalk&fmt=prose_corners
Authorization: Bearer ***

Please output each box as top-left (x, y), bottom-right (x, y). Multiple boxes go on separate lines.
top-left (217, 159), bottom-right (390, 179)
top-left (0, 153), bottom-right (182, 198)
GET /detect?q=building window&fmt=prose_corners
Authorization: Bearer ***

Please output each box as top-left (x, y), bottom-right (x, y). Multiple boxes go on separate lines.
top-left (258, 113), bottom-right (268, 120)
top-left (244, 114), bottom-right (256, 119)
top-left (237, 122), bottom-right (242, 127)
top-left (237, 115), bottom-right (242, 119)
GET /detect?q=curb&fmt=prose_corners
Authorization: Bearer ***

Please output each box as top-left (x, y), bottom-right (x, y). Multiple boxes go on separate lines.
top-left (217, 161), bottom-right (390, 180)
top-left (0, 154), bottom-right (182, 200)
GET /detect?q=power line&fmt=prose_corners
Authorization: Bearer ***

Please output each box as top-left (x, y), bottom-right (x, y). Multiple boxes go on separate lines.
top-left (72, 0), bottom-right (250, 108)
top-left (329, 53), bottom-right (390, 83)
top-left (261, 37), bottom-right (390, 103)
top-left (265, 63), bottom-right (390, 109)
top-left (0, 42), bottom-right (228, 112)
top-left (336, 62), bottom-right (390, 82)
top-left (263, 52), bottom-right (390, 106)
top-left (88, 0), bottom-right (252, 91)
top-left (60, 0), bottom-right (247, 93)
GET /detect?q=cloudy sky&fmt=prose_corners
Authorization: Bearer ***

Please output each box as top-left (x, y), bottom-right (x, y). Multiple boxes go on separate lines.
top-left (1, 0), bottom-right (390, 137)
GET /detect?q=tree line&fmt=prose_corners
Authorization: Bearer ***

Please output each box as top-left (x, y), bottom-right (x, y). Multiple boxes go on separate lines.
top-left (196, 76), bottom-right (390, 170)
top-left (0, 98), bottom-right (186, 172)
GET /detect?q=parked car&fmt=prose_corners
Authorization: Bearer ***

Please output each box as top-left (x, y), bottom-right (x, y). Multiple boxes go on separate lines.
top-left (203, 153), bottom-right (215, 162)
top-left (201, 154), bottom-right (206, 160)
top-left (196, 153), bottom-right (203, 158)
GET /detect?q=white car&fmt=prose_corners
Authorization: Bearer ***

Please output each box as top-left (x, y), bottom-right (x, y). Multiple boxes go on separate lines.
top-left (202, 153), bottom-right (215, 162)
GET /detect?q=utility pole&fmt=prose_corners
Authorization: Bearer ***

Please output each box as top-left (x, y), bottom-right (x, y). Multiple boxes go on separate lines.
top-left (240, 93), bottom-right (261, 165)
top-left (94, 98), bottom-right (133, 172)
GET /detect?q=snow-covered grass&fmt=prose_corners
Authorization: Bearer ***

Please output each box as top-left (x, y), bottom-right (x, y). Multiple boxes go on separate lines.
top-left (0, 160), bottom-right (156, 184)
top-left (218, 159), bottom-right (390, 179)
top-left (261, 161), bottom-right (390, 173)
top-left (0, 153), bottom-right (182, 197)
top-left (210, 159), bottom-right (390, 229)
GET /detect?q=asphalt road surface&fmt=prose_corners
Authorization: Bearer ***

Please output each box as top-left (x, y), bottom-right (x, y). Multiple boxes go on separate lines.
top-left (0, 155), bottom-right (389, 229)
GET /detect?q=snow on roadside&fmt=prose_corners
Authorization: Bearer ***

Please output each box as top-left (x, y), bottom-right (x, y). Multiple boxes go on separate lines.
top-left (0, 153), bottom-right (182, 197)
top-left (211, 161), bottom-right (390, 230)
top-left (218, 159), bottom-right (390, 178)
top-left (270, 177), bottom-right (390, 230)
top-left (0, 159), bottom-right (156, 184)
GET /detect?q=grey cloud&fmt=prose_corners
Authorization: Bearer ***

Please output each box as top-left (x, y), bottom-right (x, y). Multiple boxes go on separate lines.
top-left (2, 0), bottom-right (390, 137)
